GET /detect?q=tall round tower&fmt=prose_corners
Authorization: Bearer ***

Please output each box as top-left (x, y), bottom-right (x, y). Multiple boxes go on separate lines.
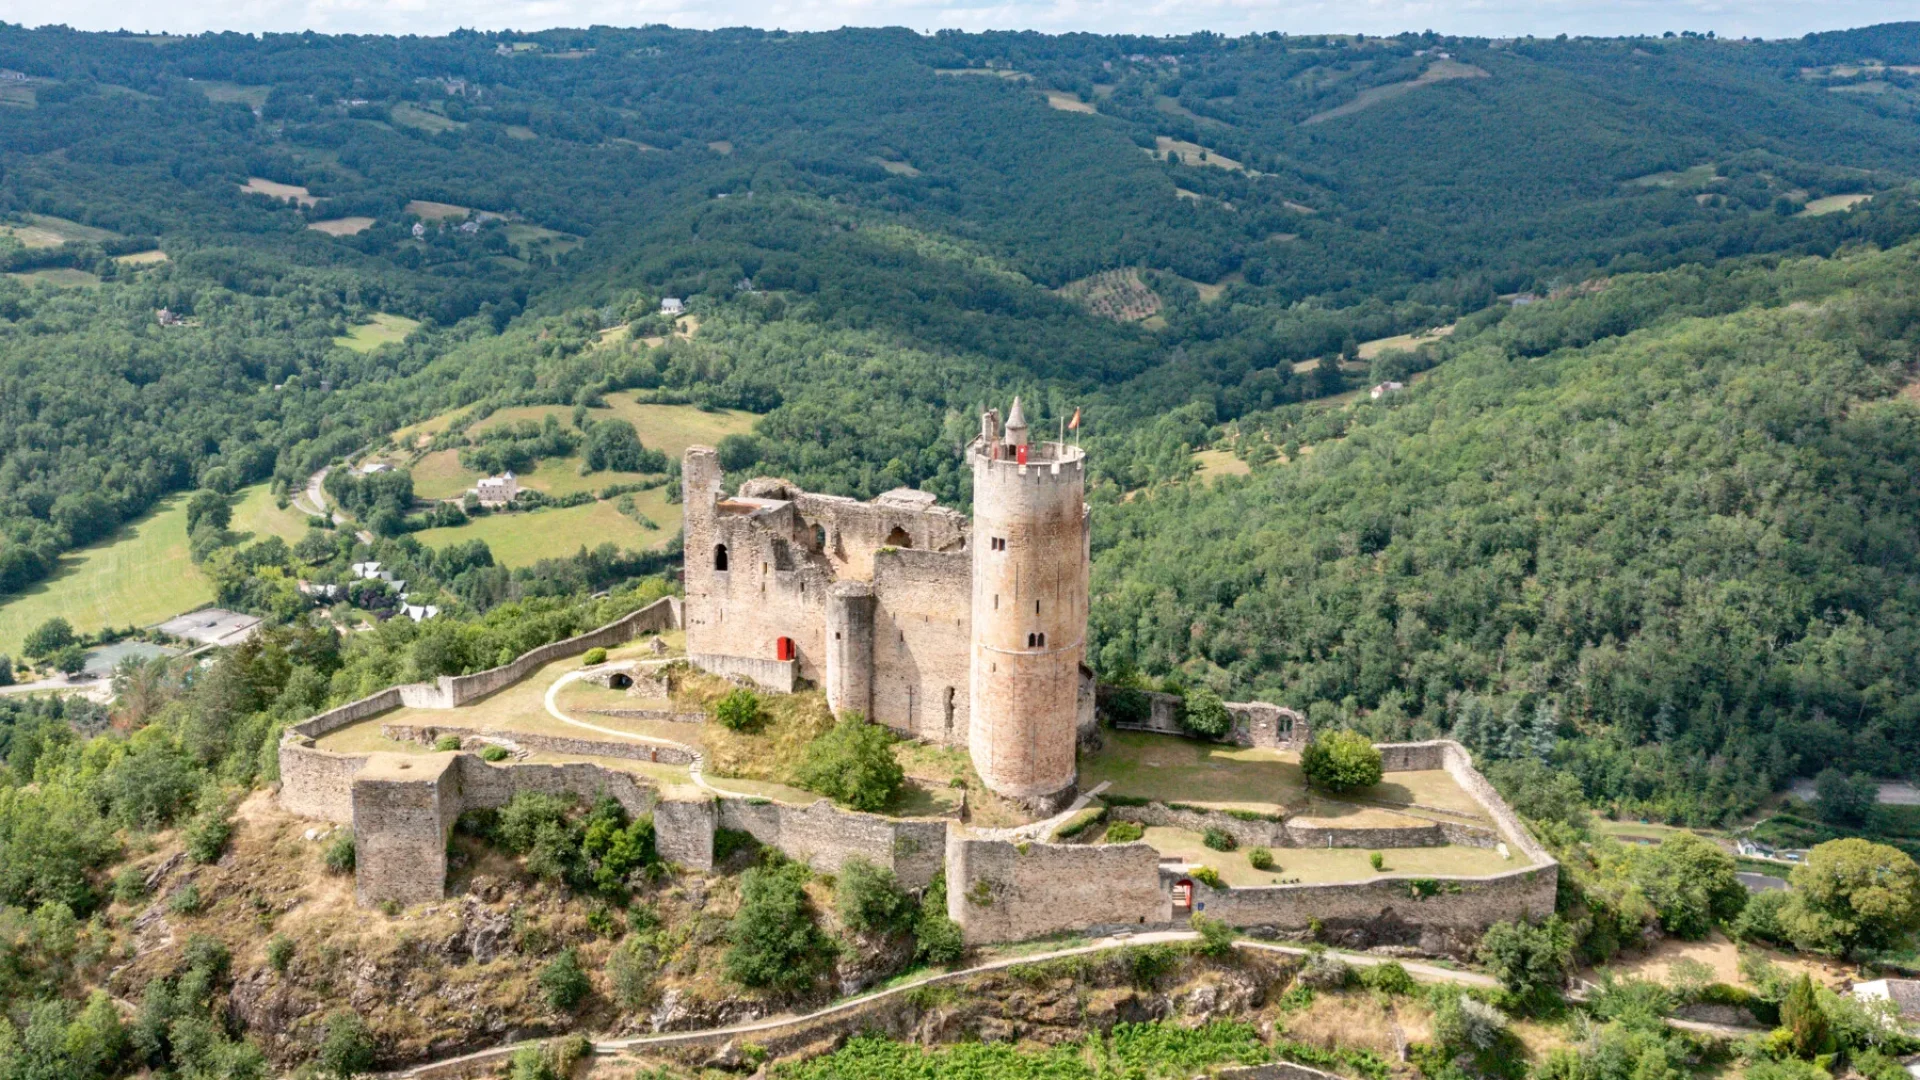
top-left (968, 399), bottom-right (1089, 808)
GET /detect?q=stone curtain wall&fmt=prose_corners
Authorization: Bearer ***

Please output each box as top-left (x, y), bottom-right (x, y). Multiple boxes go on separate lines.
top-left (946, 834), bottom-right (1167, 944)
top-left (1105, 802), bottom-right (1464, 850)
top-left (381, 723), bottom-right (697, 766)
top-left (717, 798), bottom-right (949, 890)
top-left (869, 548), bottom-right (972, 746)
top-left (278, 742), bottom-right (375, 823)
top-left (353, 755), bottom-right (459, 906)
top-left (289, 686), bottom-right (404, 740)
top-left (1104, 689), bottom-right (1308, 751)
top-left (1186, 864), bottom-right (1558, 954)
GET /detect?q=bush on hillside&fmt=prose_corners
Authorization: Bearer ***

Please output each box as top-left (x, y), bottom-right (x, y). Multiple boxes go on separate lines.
top-left (714, 687), bottom-right (764, 732)
top-left (1180, 687), bottom-right (1233, 739)
top-left (836, 857), bottom-right (914, 936)
top-left (726, 860), bottom-right (835, 992)
top-left (540, 949), bottom-right (591, 1011)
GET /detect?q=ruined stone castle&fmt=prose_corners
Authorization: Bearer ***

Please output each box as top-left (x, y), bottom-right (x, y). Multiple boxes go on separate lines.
top-left (683, 399), bottom-right (1094, 809)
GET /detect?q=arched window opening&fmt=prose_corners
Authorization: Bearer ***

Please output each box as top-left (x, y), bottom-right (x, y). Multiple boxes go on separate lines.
top-left (713, 544), bottom-right (730, 572)
top-left (609, 673), bottom-right (633, 690)
top-left (812, 524), bottom-right (828, 551)
top-left (885, 526), bottom-right (914, 549)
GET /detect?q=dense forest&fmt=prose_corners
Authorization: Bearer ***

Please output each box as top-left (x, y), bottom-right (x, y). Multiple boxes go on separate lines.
top-left (4, 23), bottom-right (1920, 796)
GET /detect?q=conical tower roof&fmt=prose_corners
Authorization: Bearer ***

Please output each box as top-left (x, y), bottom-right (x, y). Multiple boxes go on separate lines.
top-left (1004, 397), bottom-right (1029, 445)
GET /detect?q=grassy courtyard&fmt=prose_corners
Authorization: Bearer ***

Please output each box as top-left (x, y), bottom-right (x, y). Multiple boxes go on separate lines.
top-left (1140, 826), bottom-right (1525, 886)
top-left (1079, 730), bottom-right (1491, 822)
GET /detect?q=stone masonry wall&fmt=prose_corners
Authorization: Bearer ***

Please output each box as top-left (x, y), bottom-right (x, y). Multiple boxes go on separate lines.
top-left (687, 653), bottom-right (796, 693)
top-left (381, 723), bottom-right (697, 766)
top-left (869, 548), bottom-right (972, 746)
top-left (1104, 802), bottom-right (1452, 850)
top-left (1104, 689), bottom-right (1308, 752)
top-left (946, 834), bottom-right (1167, 944)
top-left (278, 741), bottom-right (374, 824)
top-left (717, 798), bottom-right (949, 890)
top-left (353, 755), bottom-right (458, 906)
top-left (1186, 863), bottom-right (1559, 953)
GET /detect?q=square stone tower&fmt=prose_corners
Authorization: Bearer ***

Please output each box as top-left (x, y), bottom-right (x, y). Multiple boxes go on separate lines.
top-left (966, 399), bottom-right (1090, 812)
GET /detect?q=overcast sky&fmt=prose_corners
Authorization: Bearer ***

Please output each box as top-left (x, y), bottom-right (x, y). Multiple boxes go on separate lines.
top-left (8, 0), bottom-right (1907, 42)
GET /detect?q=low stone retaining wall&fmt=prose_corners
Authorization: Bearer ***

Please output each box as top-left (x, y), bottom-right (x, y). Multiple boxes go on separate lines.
top-left (690, 652), bottom-right (796, 693)
top-left (381, 723), bottom-right (698, 766)
top-left (946, 834), bottom-right (1168, 943)
top-left (582, 707), bottom-right (708, 725)
top-left (1103, 800), bottom-right (1492, 851)
top-left (1106, 802), bottom-right (1288, 848)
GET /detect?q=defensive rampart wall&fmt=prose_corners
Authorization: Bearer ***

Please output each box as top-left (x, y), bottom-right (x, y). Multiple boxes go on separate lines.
top-left (717, 798), bottom-right (949, 890)
top-left (946, 833), bottom-right (1168, 943)
top-left (381, 723), bottom-right (697, 766)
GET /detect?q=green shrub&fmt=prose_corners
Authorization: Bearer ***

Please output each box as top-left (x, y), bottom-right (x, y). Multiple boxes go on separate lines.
top-left (1104, 821), bottom-right (1145, 843)
top-left (1202, 827), bottom-right (1237, 852)
top-left (1301, 729), bottom-right (1384, 792)
top-left (112, 866), bottom-right (148, 904)
top-left (318, 1009), bottom-right (376, 1079)
top-left (836, 858), bottom-right (914, 935)
top-left (1181, 687), bottom-right (1233, 739)
top-left (1191, 914), bottom-right (1235, 957)
top-left (1477, 917), bottom-right (1573, 1005)
top-left (480, 744), bottom-right (510, 762)
top-left (608, 933), bottom-right (660, 1007)
top-left (1052, 806), bottom-right (1107, 840)
top-left (714, 687), bottom-right (765, 732)
top-left (1369, 851), bottom-right (1385, 872)
top-left (1358, 961), bottom-right (1415, 995)
top-left (267, 934), bottom-right (295, 974)
top-left (726, 860), bottom-right (835, 992)
top-left (1248, 847), bottom-right (1274, 871)
top-left (1191, 866), bottom-right (1225, 889)
top-left (582, 647), bottom-right (609, 666)
top-left (185, 808), bottom-right (233, 864)
top-left (916, 914), bottom-right (964, 965)
top-left (541, 948), bottom-right (591, 1011)
top-left (793, 715), bottom-right (902, 811)
top-left (323, 831), bottom-right (356, 874)
top-left (168, 883), bottom-right (203, 915)
top-left (434, 734), bottom-right (463, 751)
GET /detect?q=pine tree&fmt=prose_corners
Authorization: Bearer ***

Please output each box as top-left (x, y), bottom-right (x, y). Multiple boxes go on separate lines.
top-left (1781, 973), bottom-right (1829, 1058)
top-left (1652, 700), bottom-right (1677, 745)
top-left (1529, 700), bottom-right (1559, 762)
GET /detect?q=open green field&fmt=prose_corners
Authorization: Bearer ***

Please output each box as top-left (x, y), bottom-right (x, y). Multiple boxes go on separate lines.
top-left (1191, 448), bottom-right (1251, 481)
top-left (390, 103), bottom-right (463, 133)
top-left (0, 482), bottom-right (309, 656)
top-left (468, 397), bottom-right (755, 457)
top-left (1140, 826), bottom-right (1522, 886)
top-left (333, 313), bottom-right (421, 353)
top-left (194, 81), bottom-right (268, 108)
top-left (505, 223), bottom-right (582, 258)
top-left (404, 448), bottom-right (670, 500)
top-left (1, 213), bottom-right (119, 248)
top-left (414, 494), bottom-right (678, 566)
top-left (1801, 193), bottom-right (1872, 216)
top-left (8, 268), bottom-right (100, 287)
top-left (0, 495), bottom-right (209, 656)
top-left (231, 484), bottom-right (320, 544)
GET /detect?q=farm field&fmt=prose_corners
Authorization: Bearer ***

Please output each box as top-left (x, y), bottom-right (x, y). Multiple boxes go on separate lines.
top-left (333, 313), bottom-right (421, 352)
top-left (390, 103), bottom-right (462, 133)
top-left (194, 81), bottom-right (268, 107)
top-left (405, 200), bottom-right (471, 220)
top-left (1305, 59), bottom-right (1490, 124)
top-left (1, 213), bottom-right (118, 247)
top-left (404, 447), bottom-right (666, 500)
top-left (308, 217), bottom-right (375, 236)
top-left (467, 398), bottom-right (755, 458)
top-left (113, 250), bottom-right (169, 266)
top-left (1043, 90), bottom-right (1096, 113)
top-left (1801, 193), bottom-right (1872, 216)
top-left (1357, 324), bottom-right (1455, 359)
top-left (230, 484), bottom-right (318, 544)
top-left (413, 495), bottom-right (678, 567)
top-left (239, 177), bottom-right (317, 205)
top-left (0, 495), bottom-right (209, 656)
top-left (1151, 136), bottom-right (1246, 171)
top-left (1191, 448), bottom-right (1251, 481)
top-left (9, 268), bottom-right (100, 287)
top-left (505, 223), bottom-right (581, 257)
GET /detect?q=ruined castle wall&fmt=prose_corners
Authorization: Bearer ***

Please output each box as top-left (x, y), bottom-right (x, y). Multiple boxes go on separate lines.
top-left (1103, 690), bottom-right (1307, 751)
top-left (353, 756), bottom-right (458, 907)
top-left (453, 757), bottom-right (663, 819)
top-left (793, 491), bottom-right (969, 583)
top-left (1104, 802), bottom-right (1458, 850)
top-left (1187, 864), bottom-right (1559, 948)
top-left (655, 797), bottom-right (718, 871)
top-left (717, 799), bottom-right (948, 890)
top-left (870, 549), bottom-right (972, 745)
top-left (277, 742), bottom-right (373, 824)
top-left (946, 834), bottom-right (1166, 944)
top-left (289, 687), bottom-right (403, 739)
top-left (440, 597), bottom-right (681, 706)
top-left (382, 723), bottom-right (697, 766)
top-left (825, 583), bottom-right (875, 718)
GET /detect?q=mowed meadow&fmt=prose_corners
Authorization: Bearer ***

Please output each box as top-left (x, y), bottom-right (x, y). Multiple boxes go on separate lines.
top-left (0, 485), bottom-right (312, 656)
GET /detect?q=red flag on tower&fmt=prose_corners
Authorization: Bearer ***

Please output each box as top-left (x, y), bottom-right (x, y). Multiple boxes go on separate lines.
top-left (1068, 408), bottom-right (1081, 431)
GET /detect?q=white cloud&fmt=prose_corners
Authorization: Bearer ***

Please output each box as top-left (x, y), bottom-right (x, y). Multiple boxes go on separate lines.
top-left (8, 0), bottom-right (1902, 40)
